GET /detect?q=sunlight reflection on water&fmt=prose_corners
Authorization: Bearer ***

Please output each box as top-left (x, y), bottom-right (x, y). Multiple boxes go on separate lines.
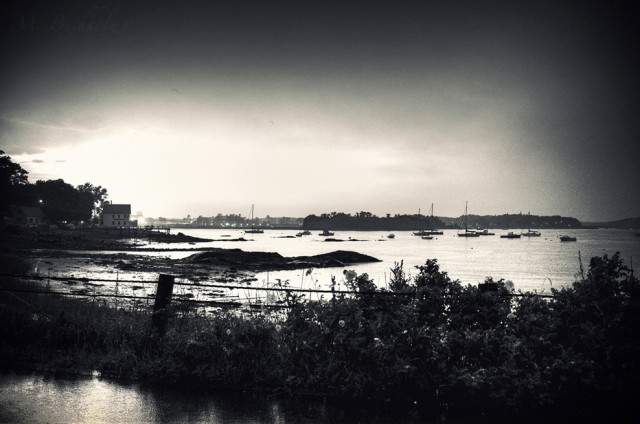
top-left (0, 373), bottom-right (408, 424)
top-left (0, 373), bottom-right (285, 423)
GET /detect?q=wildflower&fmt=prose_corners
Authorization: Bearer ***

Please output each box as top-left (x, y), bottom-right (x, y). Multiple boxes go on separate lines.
top-left (275, 324), bottom-right (282, 333)
top-left (226, 329), bottom-right (232, 336)
top-left (338, 319), bottom-right (345, 327)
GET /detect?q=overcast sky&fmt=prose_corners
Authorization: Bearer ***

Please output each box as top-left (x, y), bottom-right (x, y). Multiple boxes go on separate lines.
top-left (1, 0), bottom-right (638, 221)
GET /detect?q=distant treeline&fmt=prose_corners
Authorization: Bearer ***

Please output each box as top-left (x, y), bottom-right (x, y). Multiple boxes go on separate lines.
top-left (584, 217), bottom-right (640, 229)
top-left (303, 212), bottom-right (582, 230)
top-left (303, 212), bottom-right (448, 231)
top-left (453, 213), bottom-right (582, 230)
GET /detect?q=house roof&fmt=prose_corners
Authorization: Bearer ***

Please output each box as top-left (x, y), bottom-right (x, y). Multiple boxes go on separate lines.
top-left (102, 204), bottom-right (131, 214)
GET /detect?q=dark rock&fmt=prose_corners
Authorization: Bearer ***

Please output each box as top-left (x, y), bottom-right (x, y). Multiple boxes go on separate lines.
top-left (183, 248), bottom-right (380, 271)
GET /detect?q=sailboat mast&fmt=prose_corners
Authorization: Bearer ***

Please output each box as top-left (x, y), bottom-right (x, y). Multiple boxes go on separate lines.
top-left (430, 203), bottom-right (434, 230)
top-left (465, 201), bottom-right (468, 231)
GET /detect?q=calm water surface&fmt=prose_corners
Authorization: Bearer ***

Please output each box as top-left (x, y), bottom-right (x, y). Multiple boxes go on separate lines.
top-left (159, 228), bottom-right (640, 293)
top-left (28, 228), bottom-right (640, 303)
top-left (0, 373), bottom-right (418, 424)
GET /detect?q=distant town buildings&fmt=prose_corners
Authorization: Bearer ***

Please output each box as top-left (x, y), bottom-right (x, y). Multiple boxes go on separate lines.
top-left (145, 214), bottom-right (304, 229)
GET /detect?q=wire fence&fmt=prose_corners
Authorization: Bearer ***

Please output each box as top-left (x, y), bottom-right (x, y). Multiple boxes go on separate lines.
top-left (0, 272), bottom-right (555, 303)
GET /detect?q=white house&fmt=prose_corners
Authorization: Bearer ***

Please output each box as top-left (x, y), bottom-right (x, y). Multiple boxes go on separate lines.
top-left (100, 203), bottom-right (133, 228)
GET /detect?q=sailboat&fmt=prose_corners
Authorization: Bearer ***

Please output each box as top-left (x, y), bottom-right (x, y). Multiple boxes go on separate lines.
top-left (244, 204), bottom-right (264, 234)
top-left (521, 212), bottom-right (541, 237)
top-left (413, 204), bottom-right (443, 236)
top-left (413, 208), bottom-right (430, 236)
top-left (426, 203), bottom-right (444, 235)
top-left (457, 201), bottom-right (479, 237)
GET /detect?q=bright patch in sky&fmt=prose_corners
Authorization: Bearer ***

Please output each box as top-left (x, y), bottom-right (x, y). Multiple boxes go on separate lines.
top-left (2, 1), bottom-right (639, 221)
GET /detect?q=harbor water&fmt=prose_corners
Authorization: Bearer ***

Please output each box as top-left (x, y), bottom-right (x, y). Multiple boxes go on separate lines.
top-left (144, 228), bottom-right (639, 294)
top-left (23, 228), bottom-right (640, 306)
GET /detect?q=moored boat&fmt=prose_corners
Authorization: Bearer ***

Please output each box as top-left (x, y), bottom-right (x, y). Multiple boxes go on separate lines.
top-left (522, 230), bottom-right (542, 237)
top-left (500, 232), bottom-right (521, 239)
top-left (458, 202), bottom-right (480, 237)
top-left (522, 213), bottom-right (541, 237)
top-left (319, 230), bottom-right (335, 236)
top-left (414, 203), bottom-right (444, 236)
top-left (559, 235), bottom-right (577, 242)
top-left (412, 207), bottom-right (428, 236)
top-left (245, 204), bottom-right (264, 234)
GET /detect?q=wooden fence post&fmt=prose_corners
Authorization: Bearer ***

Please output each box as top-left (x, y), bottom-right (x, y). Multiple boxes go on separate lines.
top-left (152, 274), bottom-right (175, 335)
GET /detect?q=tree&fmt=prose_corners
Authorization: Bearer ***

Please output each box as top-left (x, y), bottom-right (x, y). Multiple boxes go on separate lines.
top-left (35, 179), bottom-right (94, 223)
top-left (0, 151), bottom-right (29, 216)
top-left (77, 182), bottom-right (109, 221)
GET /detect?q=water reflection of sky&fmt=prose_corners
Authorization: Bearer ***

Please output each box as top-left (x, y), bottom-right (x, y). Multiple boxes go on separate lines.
top-left (0, 373), bottom-right (403, 424)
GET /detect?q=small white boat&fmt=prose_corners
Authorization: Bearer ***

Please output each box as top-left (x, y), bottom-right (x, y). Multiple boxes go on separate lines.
top-left (522, 213), bottom-right (541, 236)
top-left (522, 230), bottom-right (541, 237)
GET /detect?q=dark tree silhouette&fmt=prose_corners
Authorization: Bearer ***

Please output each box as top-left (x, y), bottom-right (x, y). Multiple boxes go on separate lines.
top-left (0, 151), bottom-right (29, 215)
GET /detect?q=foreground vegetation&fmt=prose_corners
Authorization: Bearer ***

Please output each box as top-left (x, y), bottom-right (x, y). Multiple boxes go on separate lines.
top-left (1, 253), bottom-right (639, 422)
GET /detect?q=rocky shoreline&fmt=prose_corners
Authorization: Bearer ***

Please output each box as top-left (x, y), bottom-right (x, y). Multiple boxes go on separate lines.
top-left (0, 228), bottom-right (381, 276)
top-left (0, 227), bottom-right (214, 252)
